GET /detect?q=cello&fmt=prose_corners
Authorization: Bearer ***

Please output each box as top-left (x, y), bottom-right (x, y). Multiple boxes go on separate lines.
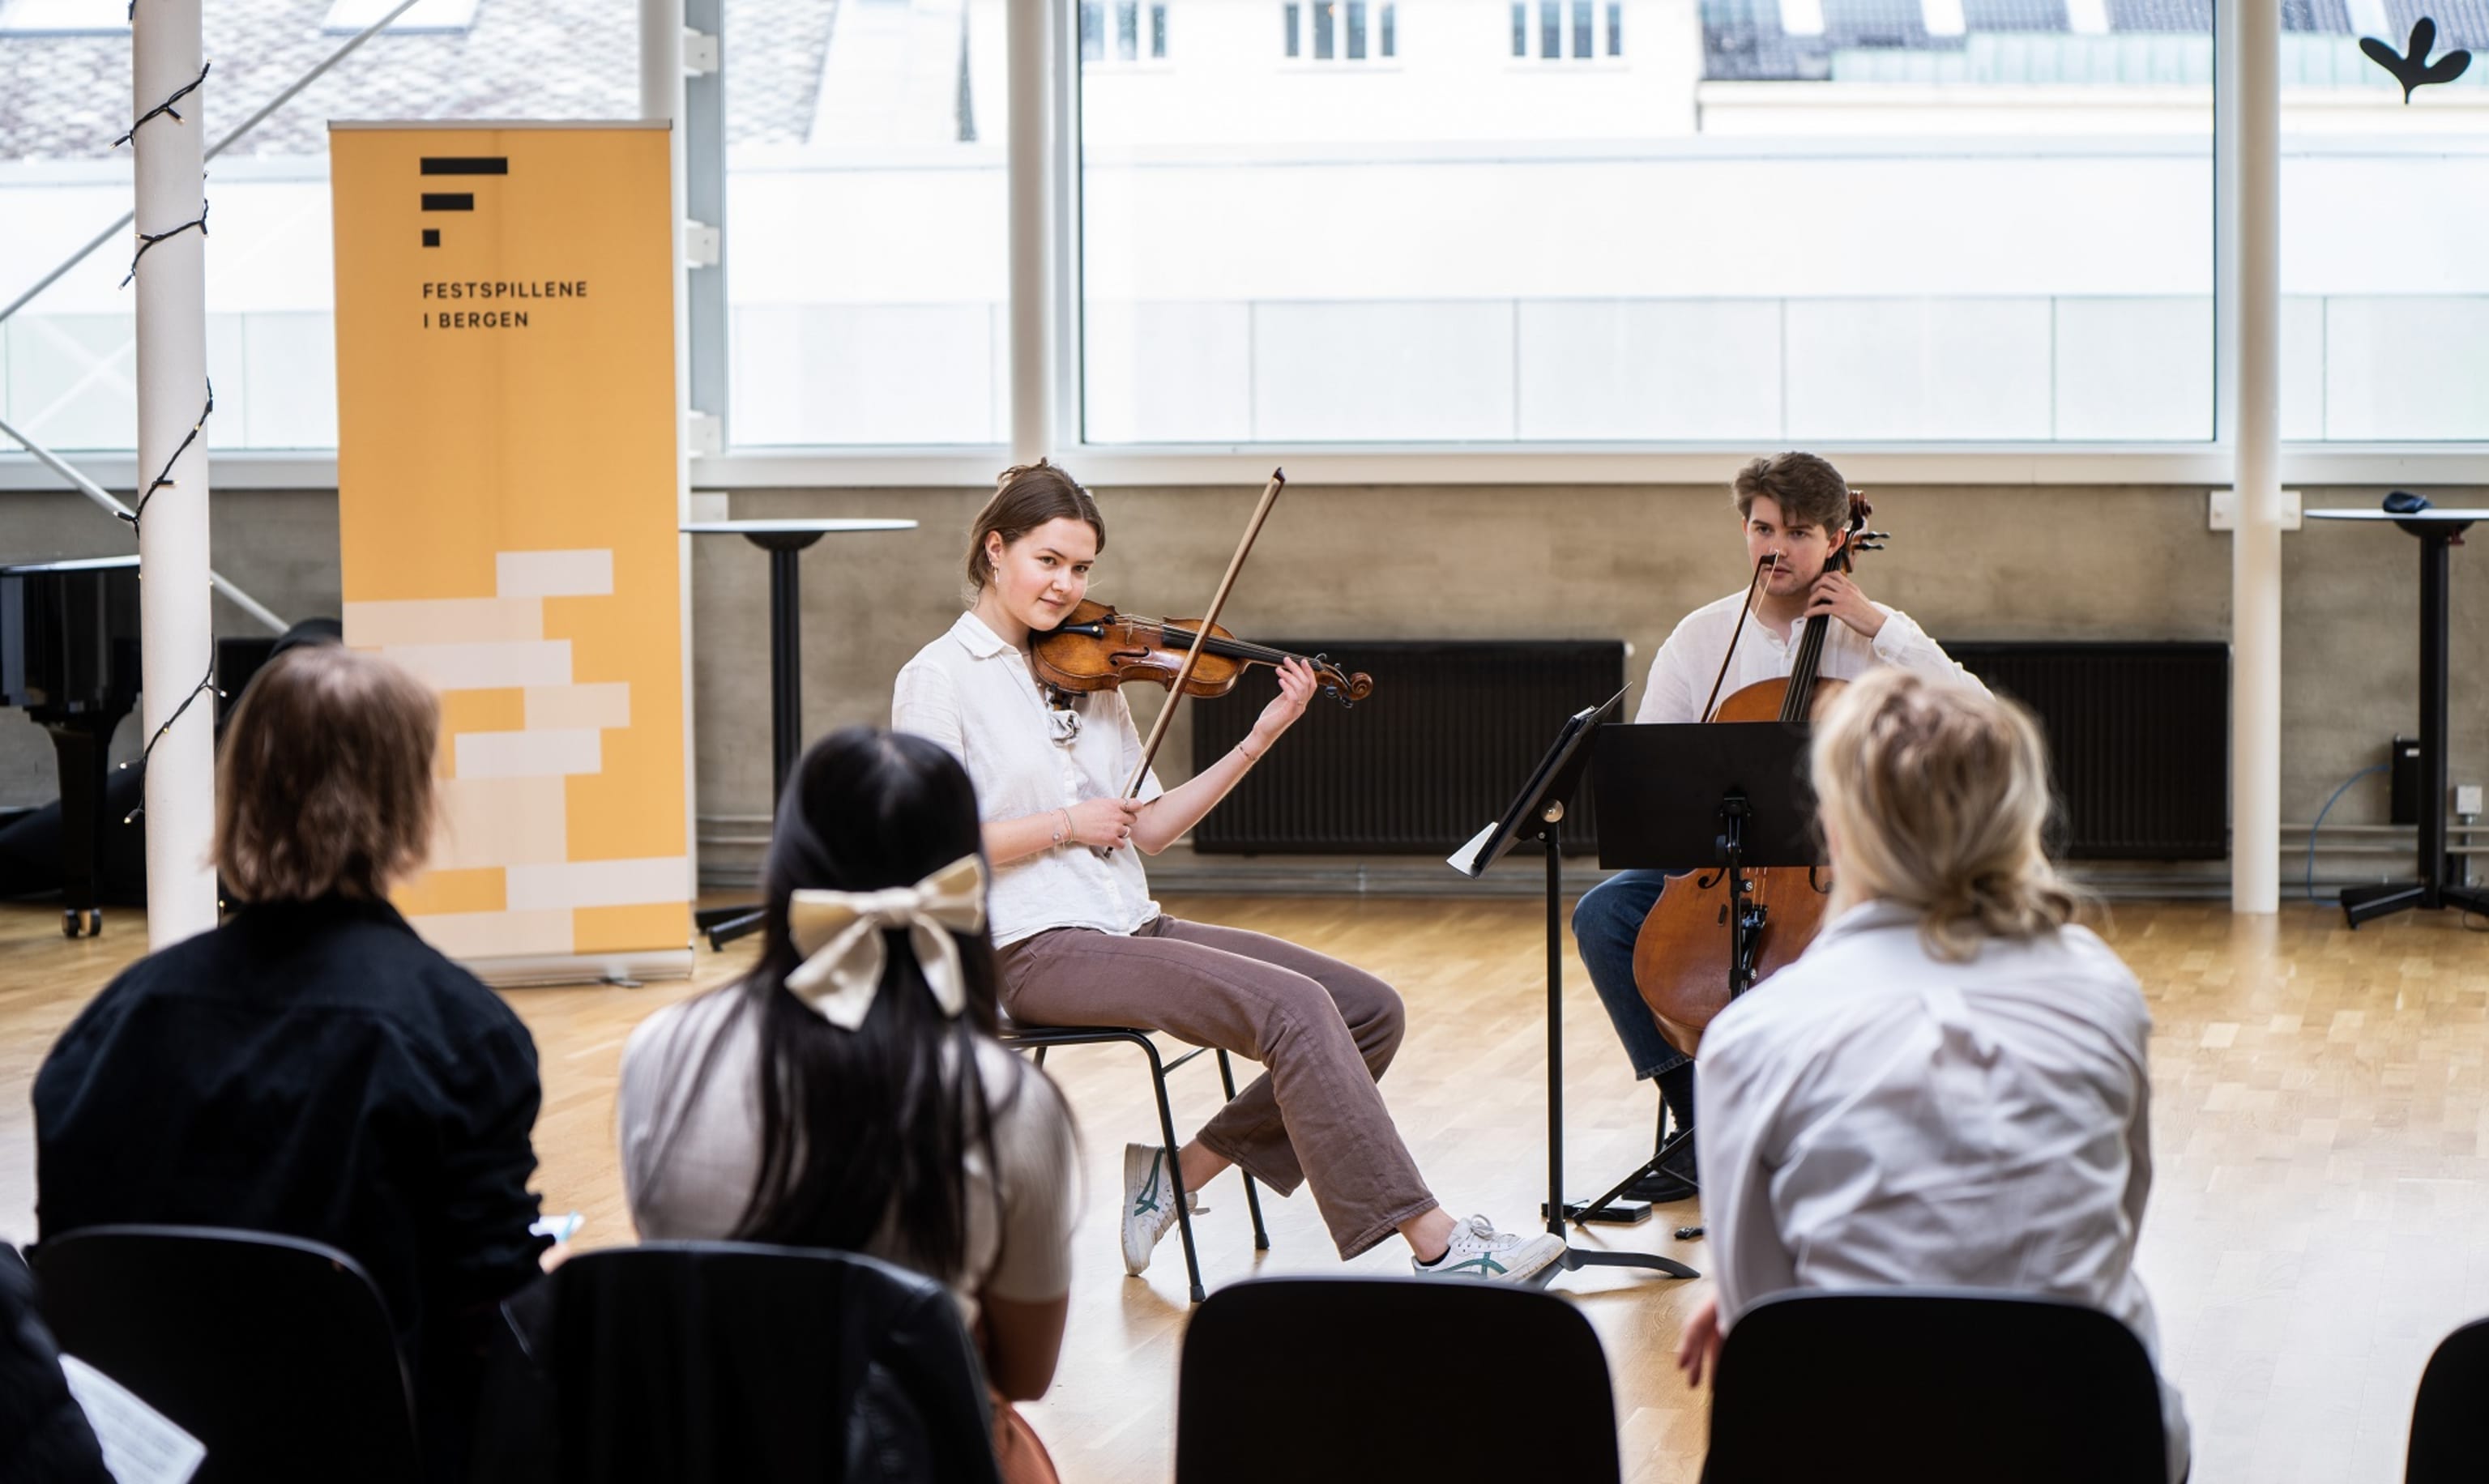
top-left (1629, 493), bottom-right (1885, 1055)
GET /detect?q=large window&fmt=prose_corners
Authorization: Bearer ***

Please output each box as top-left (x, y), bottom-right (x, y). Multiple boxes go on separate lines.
top-left (8, 0), bottom-right (2475, 456)
top-left (1283, 1), bottom-right (1395, 61)
top-left (1084, 0), bottom-right (1168, 63)
top-left (723, 0), bottom-right (1010, 446)
top-left (1080, 0), bottom-right (2217, 444)
top-left (1512, 0), bottom-right (1620, 60)
top-left (0, 0), bottom-right (638, 454)
top-left (2281, 3), bottom-right (2489, 440)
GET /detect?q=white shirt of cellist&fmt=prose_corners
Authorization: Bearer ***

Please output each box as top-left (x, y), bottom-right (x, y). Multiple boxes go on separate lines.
top-left (1633, 591), bottom-right (1983, 725)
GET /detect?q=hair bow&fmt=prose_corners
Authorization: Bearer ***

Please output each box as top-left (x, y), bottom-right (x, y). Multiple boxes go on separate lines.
top-left (783, 855), bottom-right (987, 1030)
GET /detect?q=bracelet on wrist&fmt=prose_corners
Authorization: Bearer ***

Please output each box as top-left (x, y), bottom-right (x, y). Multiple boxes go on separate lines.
top-left (1236, 739), bottom-right (1262, 762)
top-left (1050, 808), bottom-right (1071, 846)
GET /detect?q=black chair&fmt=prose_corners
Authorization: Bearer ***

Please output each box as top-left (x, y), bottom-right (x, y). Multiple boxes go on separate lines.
top-left (0, 1235), bottom-right (111, 1483)
top-left (1174, 1276), bottom-right (1620, 1484)
top-left (1704, 1289), bottom-right (2169, 1484)
top-left (997, 1021), bottom-right (1269, 1303)
top-left (2407, 1316), bottom-right (2489, 1482)
top-left (544, 1242), bottom-right (1002, 1484)
top-left (31, 1224), bottom-right (421, 1484)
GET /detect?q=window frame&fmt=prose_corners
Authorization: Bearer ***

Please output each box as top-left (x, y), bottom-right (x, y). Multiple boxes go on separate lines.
top-left (11, 0), bottom-right (2489, 485)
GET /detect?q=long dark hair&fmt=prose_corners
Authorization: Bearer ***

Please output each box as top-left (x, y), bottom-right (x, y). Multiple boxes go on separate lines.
top-left (726, 727), bottom-right (1023, 1275)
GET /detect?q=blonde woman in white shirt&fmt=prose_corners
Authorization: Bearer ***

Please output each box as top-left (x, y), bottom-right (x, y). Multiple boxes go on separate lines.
top-left (1675, 667), bottom-right (2188, 1482)
top-left (894, 460), bottom-right (1563, 1286)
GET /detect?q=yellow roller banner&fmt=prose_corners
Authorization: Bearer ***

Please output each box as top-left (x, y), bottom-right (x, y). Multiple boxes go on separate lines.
top-left (330, 122), bottom-right (690, 986)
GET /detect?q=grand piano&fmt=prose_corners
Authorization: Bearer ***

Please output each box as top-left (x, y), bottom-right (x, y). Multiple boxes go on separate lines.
top-left (0, 556), bottom-right (140, 937)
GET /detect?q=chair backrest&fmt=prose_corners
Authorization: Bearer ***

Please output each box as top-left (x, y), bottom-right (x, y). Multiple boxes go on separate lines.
top-left (547, 1242), bottom-right (1002, 1484)
top-left (1176, 1276), bottom-right (1620, 1484)
top-left (1704, 1288), bottom-right (2167, 1484)
top-left (2407, 1316), bottom-right (2489, 1483)
top-left (31, 1223), bottom-right (421, 1484)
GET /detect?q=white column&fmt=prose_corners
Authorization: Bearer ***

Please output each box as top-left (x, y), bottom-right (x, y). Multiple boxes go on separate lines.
top-left (2228, 0), bottom-right (2282, 914)
top-left (643, 0), bottom-right (700, 899)
top-left (1007, 0), bottom-right (1052, 463)
top-left (132, 0), bottom-right (219, 945)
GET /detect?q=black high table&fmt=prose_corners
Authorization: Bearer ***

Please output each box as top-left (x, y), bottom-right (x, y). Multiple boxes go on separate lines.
top-left (2306, 507), bottom-right (2489, 927)
top-left (684, 518), bottom-right (917, 948)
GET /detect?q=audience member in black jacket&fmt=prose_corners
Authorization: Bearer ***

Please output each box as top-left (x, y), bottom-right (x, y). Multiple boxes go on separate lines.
top-left (32, 644), bottom-right (552, 1480)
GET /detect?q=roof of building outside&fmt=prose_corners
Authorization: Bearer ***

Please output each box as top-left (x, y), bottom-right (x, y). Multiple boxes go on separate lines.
top-left (0, 0), bottom-right (833, 163)
top-left (1704, 0), bottom-right (2487, 82)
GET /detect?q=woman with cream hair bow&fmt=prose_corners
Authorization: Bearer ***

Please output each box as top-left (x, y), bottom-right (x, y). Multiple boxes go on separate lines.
top-left (618, 726), bottom-right (1076, 1482)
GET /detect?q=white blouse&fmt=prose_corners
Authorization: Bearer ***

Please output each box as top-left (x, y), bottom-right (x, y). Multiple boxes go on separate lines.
top-left (1695, 901), bottom-right (2189, 1481)
top-left (618, 989), bottom-right (1079, 1329)
top-left (892, 612), bottom-right (1166, 949)
top-left (1634, 590), bottom-right (1980, 724)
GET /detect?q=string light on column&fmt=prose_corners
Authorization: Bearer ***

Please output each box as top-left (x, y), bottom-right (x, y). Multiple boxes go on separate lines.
top-left (117, 381), bottom-right (211, 534)
top-left (120, 660), bottom-right (223, 825)
top-left (117, 6), bottom-right (218, 824)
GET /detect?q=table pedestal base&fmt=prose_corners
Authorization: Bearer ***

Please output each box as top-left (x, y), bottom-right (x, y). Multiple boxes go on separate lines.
top-left (2341, 879), bottom-right (2489, 927)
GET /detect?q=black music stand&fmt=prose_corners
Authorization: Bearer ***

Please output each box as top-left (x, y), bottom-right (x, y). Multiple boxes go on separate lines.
top-left (1450, 687), bottom-right (1698, 1285)
top-left (2306, 503), bottom-right (2489, 926)
top-left (1570, 721), bottom-right (1817, 1227)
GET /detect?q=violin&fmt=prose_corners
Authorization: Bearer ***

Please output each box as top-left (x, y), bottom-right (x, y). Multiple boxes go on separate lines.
top-left (1031, 598), bottom-right (1375, 706)
top-left (1629, 493), bottom-right (1888, 1055)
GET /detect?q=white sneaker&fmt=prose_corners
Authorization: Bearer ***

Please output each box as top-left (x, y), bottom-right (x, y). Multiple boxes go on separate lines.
top-left (1120, 1141), bottom-right (1199, 1277)
top-left (1411, 1214), bottom-right (1566, 1285)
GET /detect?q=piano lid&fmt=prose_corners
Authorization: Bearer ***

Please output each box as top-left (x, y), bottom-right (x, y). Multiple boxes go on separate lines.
top-left (0, 556), bottom-right (142, 575)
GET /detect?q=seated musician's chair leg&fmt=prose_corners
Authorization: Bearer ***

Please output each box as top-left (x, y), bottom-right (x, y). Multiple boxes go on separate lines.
top-left (1020, 1030), bottom-right (1269, 1301)
top-left (1135, 1034), bottom-right (1212, 1304)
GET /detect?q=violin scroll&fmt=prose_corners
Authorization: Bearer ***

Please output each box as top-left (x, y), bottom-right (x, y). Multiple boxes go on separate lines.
top-left (1307, 654), bottom-right (1374, 707)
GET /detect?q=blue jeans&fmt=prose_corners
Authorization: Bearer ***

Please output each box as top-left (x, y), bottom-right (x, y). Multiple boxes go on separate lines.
top-left (1571, 868), bottom-right (1692, 1082)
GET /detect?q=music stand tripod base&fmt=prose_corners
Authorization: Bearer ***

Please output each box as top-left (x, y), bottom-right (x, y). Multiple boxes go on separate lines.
top-left (1556, 1196), bottom-right (1654, 1226)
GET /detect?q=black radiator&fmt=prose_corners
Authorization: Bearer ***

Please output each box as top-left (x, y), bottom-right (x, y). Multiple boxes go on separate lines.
top-left (1189, 638), bottom-right (2227, 861)
top-left (1945, 642), bottom-right (2228, 860)
top-left (1189, 641), bottom-right (1626, 855)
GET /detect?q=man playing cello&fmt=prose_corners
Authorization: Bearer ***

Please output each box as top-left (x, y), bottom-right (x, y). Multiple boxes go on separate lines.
top-left (1571, 452), bottom-right (1983, 1203)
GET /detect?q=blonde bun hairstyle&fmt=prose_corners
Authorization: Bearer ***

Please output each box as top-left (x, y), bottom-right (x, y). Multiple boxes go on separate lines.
top-left (1810, 667), bottom-right (2086, 962)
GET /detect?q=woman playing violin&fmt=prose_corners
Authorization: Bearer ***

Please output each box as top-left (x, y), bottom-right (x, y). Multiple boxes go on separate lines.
top-left (894, 459), bottom-right (1563, 1285)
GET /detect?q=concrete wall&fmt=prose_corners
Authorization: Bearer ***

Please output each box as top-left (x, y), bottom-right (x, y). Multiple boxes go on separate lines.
top-left (2, 481), bottom-right (2479, 888)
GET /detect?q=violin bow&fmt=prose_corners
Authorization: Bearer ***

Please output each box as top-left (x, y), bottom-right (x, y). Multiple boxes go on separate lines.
top-left (1122, 467), bottom-right (1286, 799)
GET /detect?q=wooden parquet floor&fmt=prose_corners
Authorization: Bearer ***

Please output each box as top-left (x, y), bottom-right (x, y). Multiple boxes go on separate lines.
top-left (3, 895), bottom-right (2487, 1482)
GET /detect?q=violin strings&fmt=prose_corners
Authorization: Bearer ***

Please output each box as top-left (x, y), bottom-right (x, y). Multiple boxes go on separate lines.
top-left (1155, 624), bottom-right (1303, 668)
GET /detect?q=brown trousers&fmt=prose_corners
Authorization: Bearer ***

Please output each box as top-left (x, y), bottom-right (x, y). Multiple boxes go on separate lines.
top-left (997, 916), bottom-right (1437, 1259)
